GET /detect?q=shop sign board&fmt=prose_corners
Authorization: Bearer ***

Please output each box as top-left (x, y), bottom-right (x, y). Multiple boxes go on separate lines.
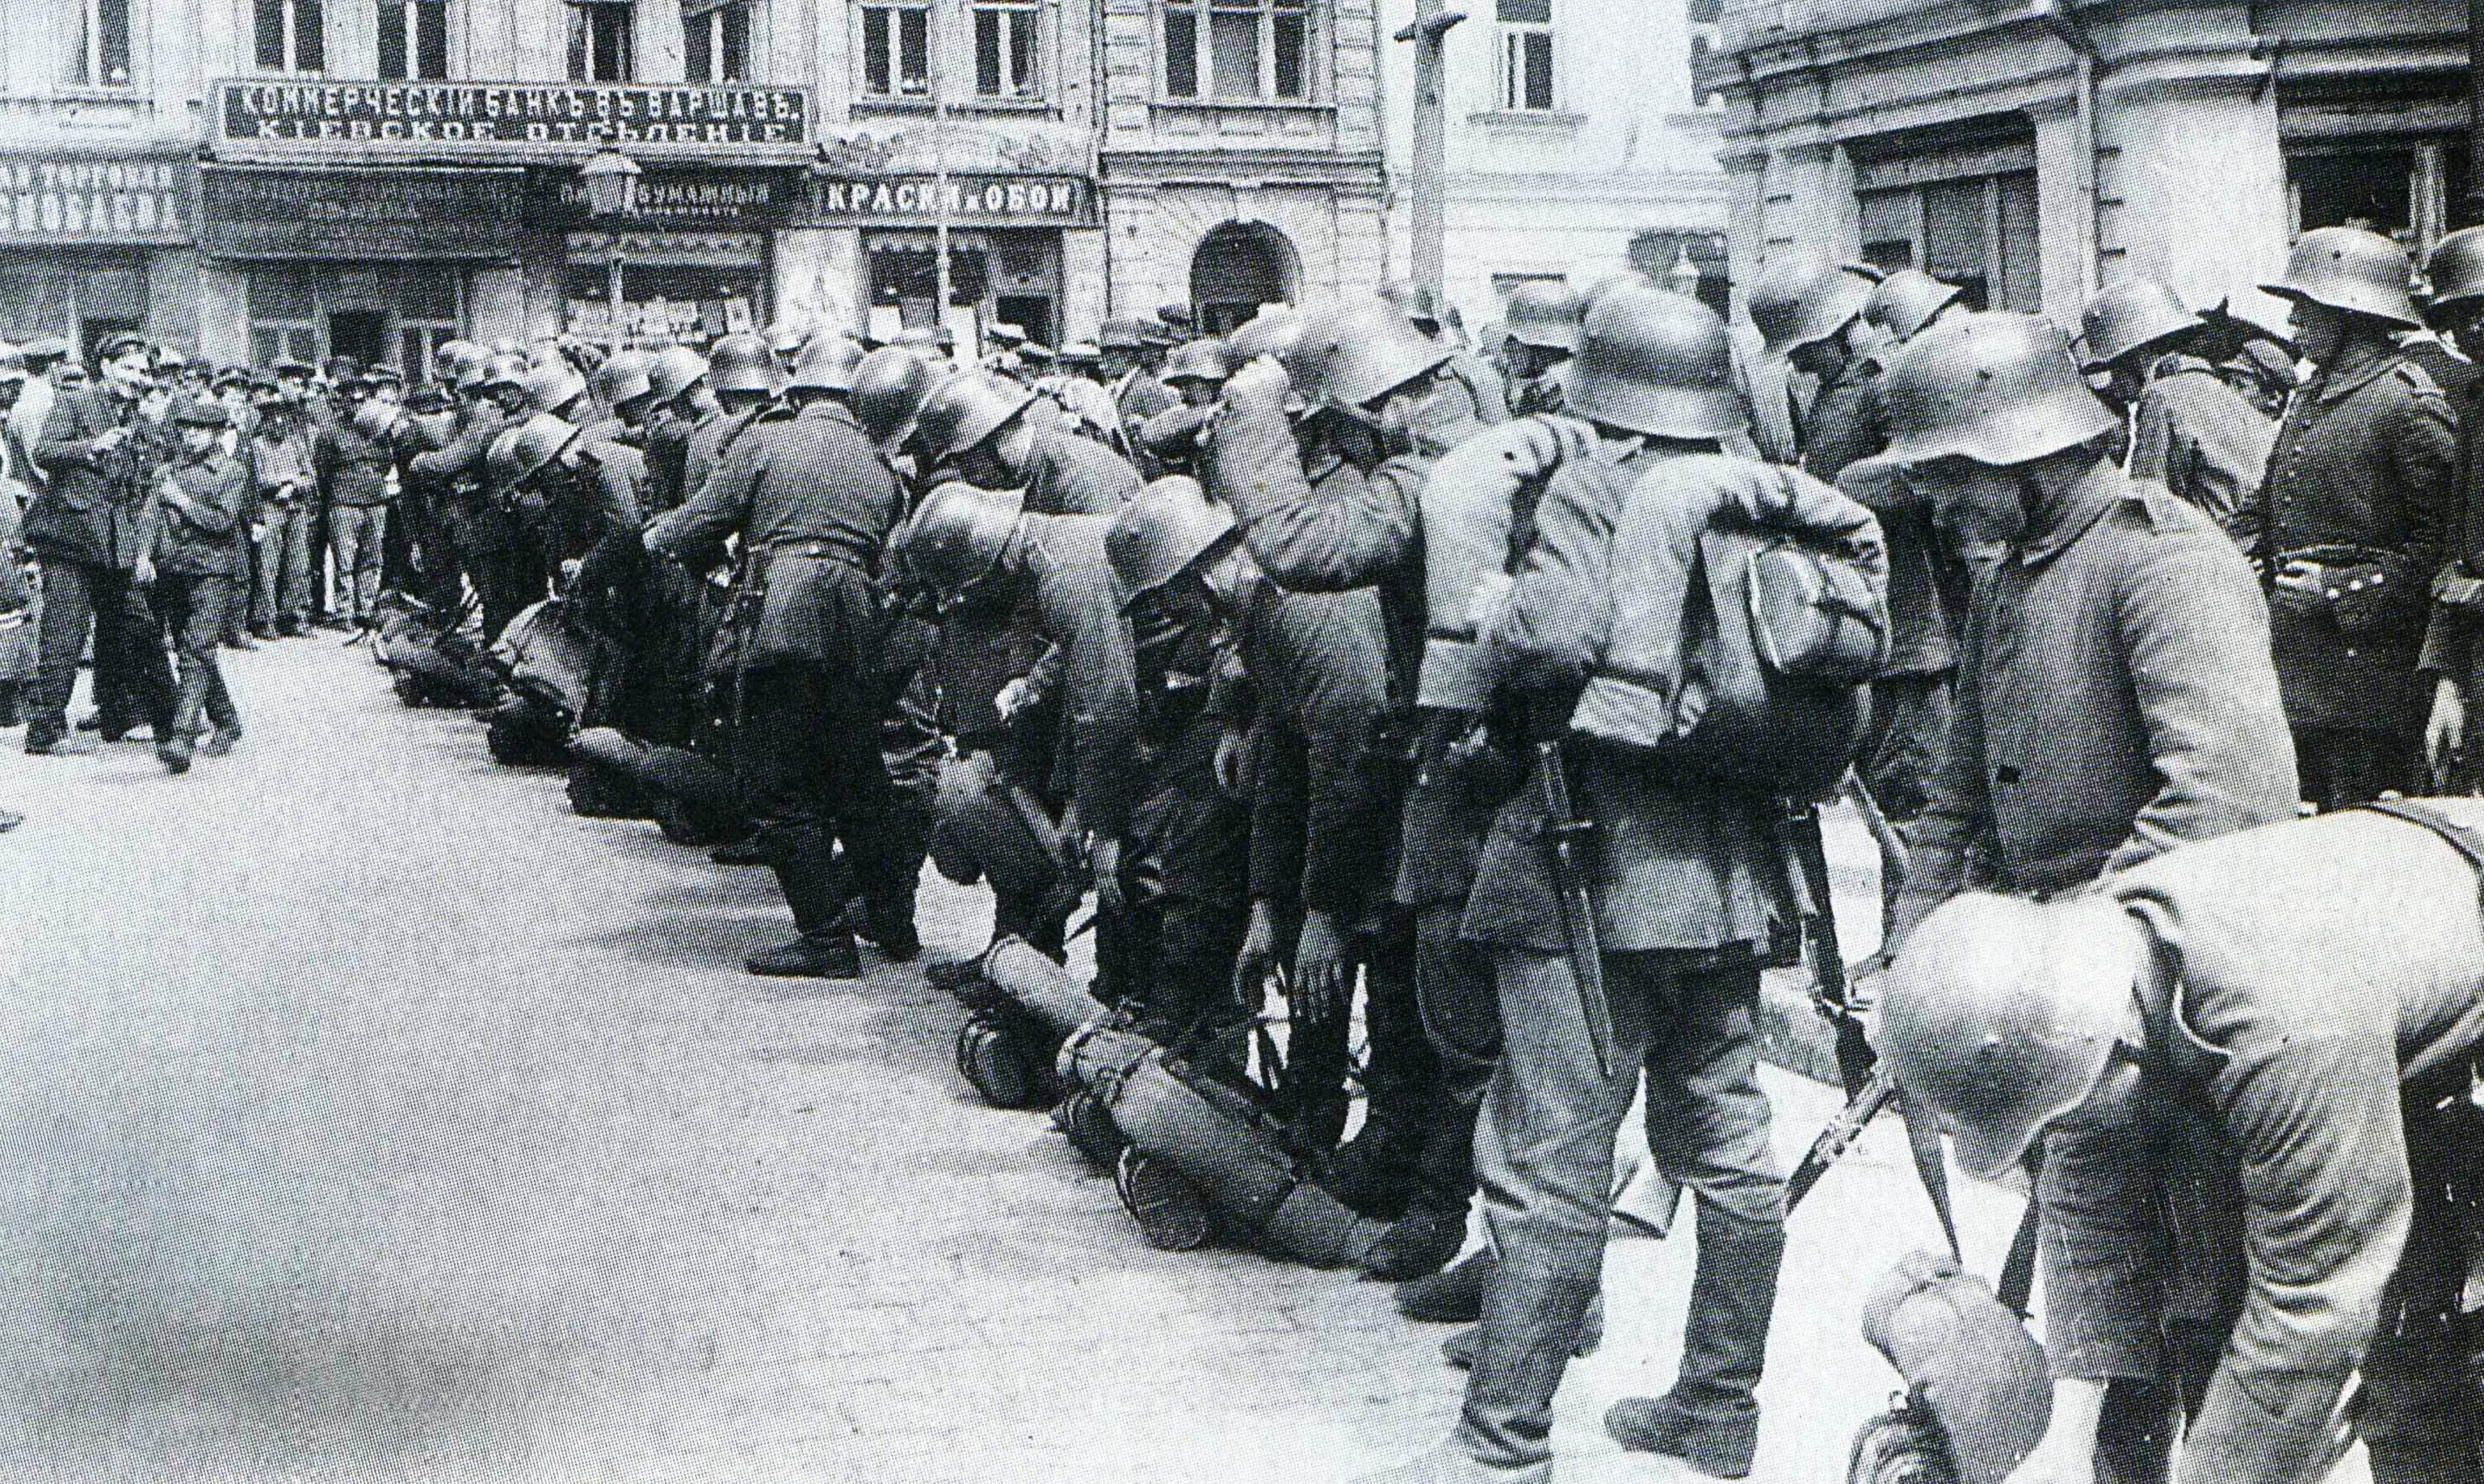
top-left (532, 166), bottom-right (796, 227)
top-left (797, 174), bottom-right (1089, 227)
top-left (0, 155), bottom-right (191, 244)
top-left (216, 81), bottom-right (809, 149)
top-left (200, 166), bottom-right (523, 259)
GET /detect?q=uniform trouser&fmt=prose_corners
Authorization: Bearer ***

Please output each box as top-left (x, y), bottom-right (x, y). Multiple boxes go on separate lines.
top-left (1859, 668), bottom-right (1953, 823)
top-left (31, 558), bottom-right (170, 742)
top-left (1463, 947), bottom-right (1784, 1468)
top-left (155, 573), bottom-right (240, 740)
top-left (251, 504), bottom-right (312, 629)
top-left (327, 504), bottom-right (387, 624)
top-left (459, 504), bottom-right (544, 643)
top-left (1412, 902), bottom-right (1498, 1215)
top-left (1109, 754), bottom-right (1251, 1052)
top-left (2293, 725), bottom-right (2421, 813)
top-left (741, 662), bottom-right (909, 943)
top-left (1354, 907), bottom-right (1448, 1179)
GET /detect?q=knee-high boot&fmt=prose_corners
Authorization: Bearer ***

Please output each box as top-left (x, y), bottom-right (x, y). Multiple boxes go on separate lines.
top-left (1603, 1201), bottom-right (1784, 1478)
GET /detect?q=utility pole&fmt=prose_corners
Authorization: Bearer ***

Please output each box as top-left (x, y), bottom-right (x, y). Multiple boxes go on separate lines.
top-left (933, 13), bottom-right (955, 342)
top-left (1394, 2), bottom-right (1465, 300)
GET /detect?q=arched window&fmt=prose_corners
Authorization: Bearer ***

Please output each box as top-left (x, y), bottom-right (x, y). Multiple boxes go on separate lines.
top-left (1189, 221), bottom-right (1301, 334)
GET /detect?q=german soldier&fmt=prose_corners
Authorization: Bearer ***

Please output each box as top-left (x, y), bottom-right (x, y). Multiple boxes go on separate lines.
top-left (1868, 313), bottom-right (2299, 1483)
top-left (1862, 269), bottom-right (1967, 354)
top-left (24, 332), bottom-right (175, 755)
top-left (643, 344), bottom-right (912, 977)
top-left (679, 334), bottom-right (784, 506)
top-left (408, 350), bottom-right (524, 639)
top-left (149, 400), bottom-right (249, 772)
top-left (2247, 226), bottom-right (2457, 809)
top-left (2078, 277), bottom-right (2272, 547)
top-left (638, 346), bottom-right (717, 513)
top-left (1385, 281), bottom-right (1512, 428)
top-left (902, 481), bottom-right (1143, 977)
top-left (2418, 225), bottom-right (2484, 786)
top-left (1494, 280), bottom-right (1582, 417)
top-left (1367, 289), bottom-right (1823, 1484)
top-left (1885, 801), bottom-right (2484, 1484)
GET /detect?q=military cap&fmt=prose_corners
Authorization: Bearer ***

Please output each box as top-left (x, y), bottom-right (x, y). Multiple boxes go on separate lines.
top-left (272, 358), bottom-right (314, 379)
top-left (364, 364), bottom-right (404, 386)
top-left (406, 385), bottom-right (452, 414)
top-left (181, 354), bottom-right (215, 376)
top-left (987, 322), bottom-right (1028, 348)
top-left (20, 334), bottom-right (71, 361)
top-left (0, 344), bottom-right (27, 378)
top-left (1099, 317), bottom-right (1150, 351)
top-left (173, 399), bottom-right (229, 428)
top-left (1019, 342), bottom-right (1056, 367)
top-left (1058, 341), bottom-right (1101, 364)
top-left (95, 332), bottom-right (151, 364)
top-left (211, 366), bottom-right (252, 393)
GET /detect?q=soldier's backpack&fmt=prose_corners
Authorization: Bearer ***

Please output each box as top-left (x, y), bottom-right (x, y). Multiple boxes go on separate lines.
top-left (1847, 1251), bottom-right (2051, 1484)
top-left (1570, 456), bottom-right (1889, 800)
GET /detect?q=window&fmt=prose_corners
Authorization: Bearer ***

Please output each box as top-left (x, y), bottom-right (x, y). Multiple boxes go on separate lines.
top-left (377, 0), bottom-right (449, 81)
top-left (1687, 0), bottom-right (1721, 110)
top-left (1496, 0), bottom-right (1552, 111)
top-left (974, 0), bottom-right (1040, 99)
top-left (254, 0), bottom-right (326, 74)
top-left (685, 0), bottom-right (750, 83)
top-left (62, 0), bottom-right (132, 86)
top-left (568, 0), bottom-right (633, 82)
top-left (249, 268), bottom-right (322, 371)
top-left (1859, 169), bottom-right (2041, 313)
top-left (860, 2), bottom-right (930, 97)
top-left (1162, 0), bottom-right (1309, 103)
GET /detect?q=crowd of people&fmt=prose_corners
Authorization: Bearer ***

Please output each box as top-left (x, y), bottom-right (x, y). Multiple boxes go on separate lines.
top-left (4, 221), bottom-right (2481, 1484)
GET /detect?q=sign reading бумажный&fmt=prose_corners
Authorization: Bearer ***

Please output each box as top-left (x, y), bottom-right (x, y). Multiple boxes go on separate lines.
top-left (216, 81), bottom-right (809, 147)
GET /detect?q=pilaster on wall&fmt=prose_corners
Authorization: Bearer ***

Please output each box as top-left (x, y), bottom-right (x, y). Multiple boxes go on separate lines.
top-left (198, 265), bottom-right (249, 368)
top-left (1332, 0), bottom-right (1381, 154)
top-left (2032, 100), bottom-right (2089, 326)
top-left (469, 266), bottom-right (527, 346)
top-left (2097, 75), bottom-right (2289, 330)
top-left (1721, 149), bottom-right (1767, 318)
top-left (1100, 0), bottom-right (1155, 145)
top-left (1063, 229), bottom-right (1108, 341)
top-left (146, 250), bottom-right (200, 350)
top-left (640, 0), bottom-right (690, 82)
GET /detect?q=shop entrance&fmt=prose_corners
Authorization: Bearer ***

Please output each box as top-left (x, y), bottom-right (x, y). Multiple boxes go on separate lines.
top-left (866, 229), bottom-right (1061, 350)
top-left (329, 311), bottom-right (389, 370)
top-left (563, 232), bottom-right (769, 348)
top-left (1190, 221), bottom-right (1299, 334)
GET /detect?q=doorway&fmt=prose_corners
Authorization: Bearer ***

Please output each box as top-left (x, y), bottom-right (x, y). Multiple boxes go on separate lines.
top-left (329, 311), bottom-right (388, 370)
top-left (1190, 222), bottom-right (1299, 334)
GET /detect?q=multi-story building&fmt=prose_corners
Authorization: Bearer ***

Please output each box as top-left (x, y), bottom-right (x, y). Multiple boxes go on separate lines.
top-left (1095, 0), bottom-right (1388, 332)
top-left (1704, 0), bottom-right (2469, 334)
top-left (1376, 0), bottom-right (1731, 336)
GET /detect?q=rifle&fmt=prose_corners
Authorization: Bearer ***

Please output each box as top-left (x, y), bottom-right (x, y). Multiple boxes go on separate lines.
top-left (1535, 738), bottom-right (1617, 1080)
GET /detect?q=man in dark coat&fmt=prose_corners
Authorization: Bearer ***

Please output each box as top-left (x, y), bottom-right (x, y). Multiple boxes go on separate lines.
top-left (1872, 313), bottom-right (2300, 1484)
top-left (2247, 226), bottom-right (2457, 809)
top-left (644, 367), bottom-right (910, 978)
top-left (1885, 801), bottom-right (2484, 1484)
top-left (149, 401), bottom-right (249, 772)
top-left (2077, 277), bottom-right (2275, 549)
top-left (23, 333), bottom-right (173, 754)
top-left (409, 355), bottom-right (520, 637)
top-left (1208, 295), bottom-right (1486, 1270)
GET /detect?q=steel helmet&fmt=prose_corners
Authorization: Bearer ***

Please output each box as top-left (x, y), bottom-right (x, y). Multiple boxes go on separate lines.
top-left (1503, 280), bottom-right (1585, 353)
top-left (1160, 338), bottom-right (1231, 388)
top-left (1304, 295), bottom-right (1452, 411)
top-left (2075, 278), bottom-right (2201, 373)
top-left (914, 372), bottom-right (1035, 460)
top-left (477, 351), bottom-right (532, 397)
top-left (1871, 312), bottom-right (2117, 469)
top-left (1864, 270), bottom-right (1966, 347)
top-left (455, 351), bottom-right (498, 392)
top-left (351, 397), bottom-right (401, 441)
top-left (1379, 281), bottom-right (1444, 333)
top-left (486, 411), bottom-right (582, 489)
top-left (763, 317), bottom-right (814, 355)
top-left (1561, 280), bottom-right (1746, 439)
top-left (1225, 304), bottom-right (1305, 365)
top-left (645, 347), bottom-right (709, 405)
top-left (707, 334), bottom-right (775, 395)
top-left (482, 424), bottom-right (523, 489)
top-left (1881, 892), bottom-right (2143, 1179)
top-left (1746, 254), bottom-right (1824, 355)
top-left (432, 338), bottom-right (483, 380)
top-left (2427, 226), bottom-right (2484, 319)
top-left (590, 350), bottom-right (655, 410)
top-left (2260, 226), bottom-right (2421, 327)
top-left (1780, 257), bottom-right (1877, 355)
top-left (1105, 475), bottom-right (1237, 613)
top-left (853, 347), bottom-right (937, 445)
top-left (520, 359), bottom-right (589, 415)
top-left (785, 334), bottom-right (866, 395)
top-left (898, 481), bottom-right (1025, 610)
top-left (1099, 317), bottom-right (1151, 351)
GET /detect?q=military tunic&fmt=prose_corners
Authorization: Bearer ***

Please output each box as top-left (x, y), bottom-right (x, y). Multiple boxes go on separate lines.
top-left (2128, 355), bottom-right (2275, 548)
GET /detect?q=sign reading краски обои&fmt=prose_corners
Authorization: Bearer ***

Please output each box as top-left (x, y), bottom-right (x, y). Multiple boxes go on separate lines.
top-left (215, 81), bottom-right (809, 148)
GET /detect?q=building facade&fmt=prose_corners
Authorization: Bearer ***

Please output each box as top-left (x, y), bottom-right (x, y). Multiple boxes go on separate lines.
top-left (1376, 0), bottom-right (1731, 338)
top-left (1096, 0), bottom-right (1388, 334)
top-left (1704, 0), bottom-right (2469, 335)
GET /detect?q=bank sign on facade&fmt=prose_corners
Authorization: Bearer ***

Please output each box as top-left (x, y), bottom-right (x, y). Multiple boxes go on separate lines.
top-left (216, 82), bottom-right (809, 148)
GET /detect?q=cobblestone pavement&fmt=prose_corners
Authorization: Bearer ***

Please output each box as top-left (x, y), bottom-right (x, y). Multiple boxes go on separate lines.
top-left (0, 634), bottom-right (2029, 1484)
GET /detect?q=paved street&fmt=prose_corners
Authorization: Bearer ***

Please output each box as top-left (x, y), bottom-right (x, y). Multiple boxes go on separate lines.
top-left (1, 634), bottom-right (2028, 1484)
